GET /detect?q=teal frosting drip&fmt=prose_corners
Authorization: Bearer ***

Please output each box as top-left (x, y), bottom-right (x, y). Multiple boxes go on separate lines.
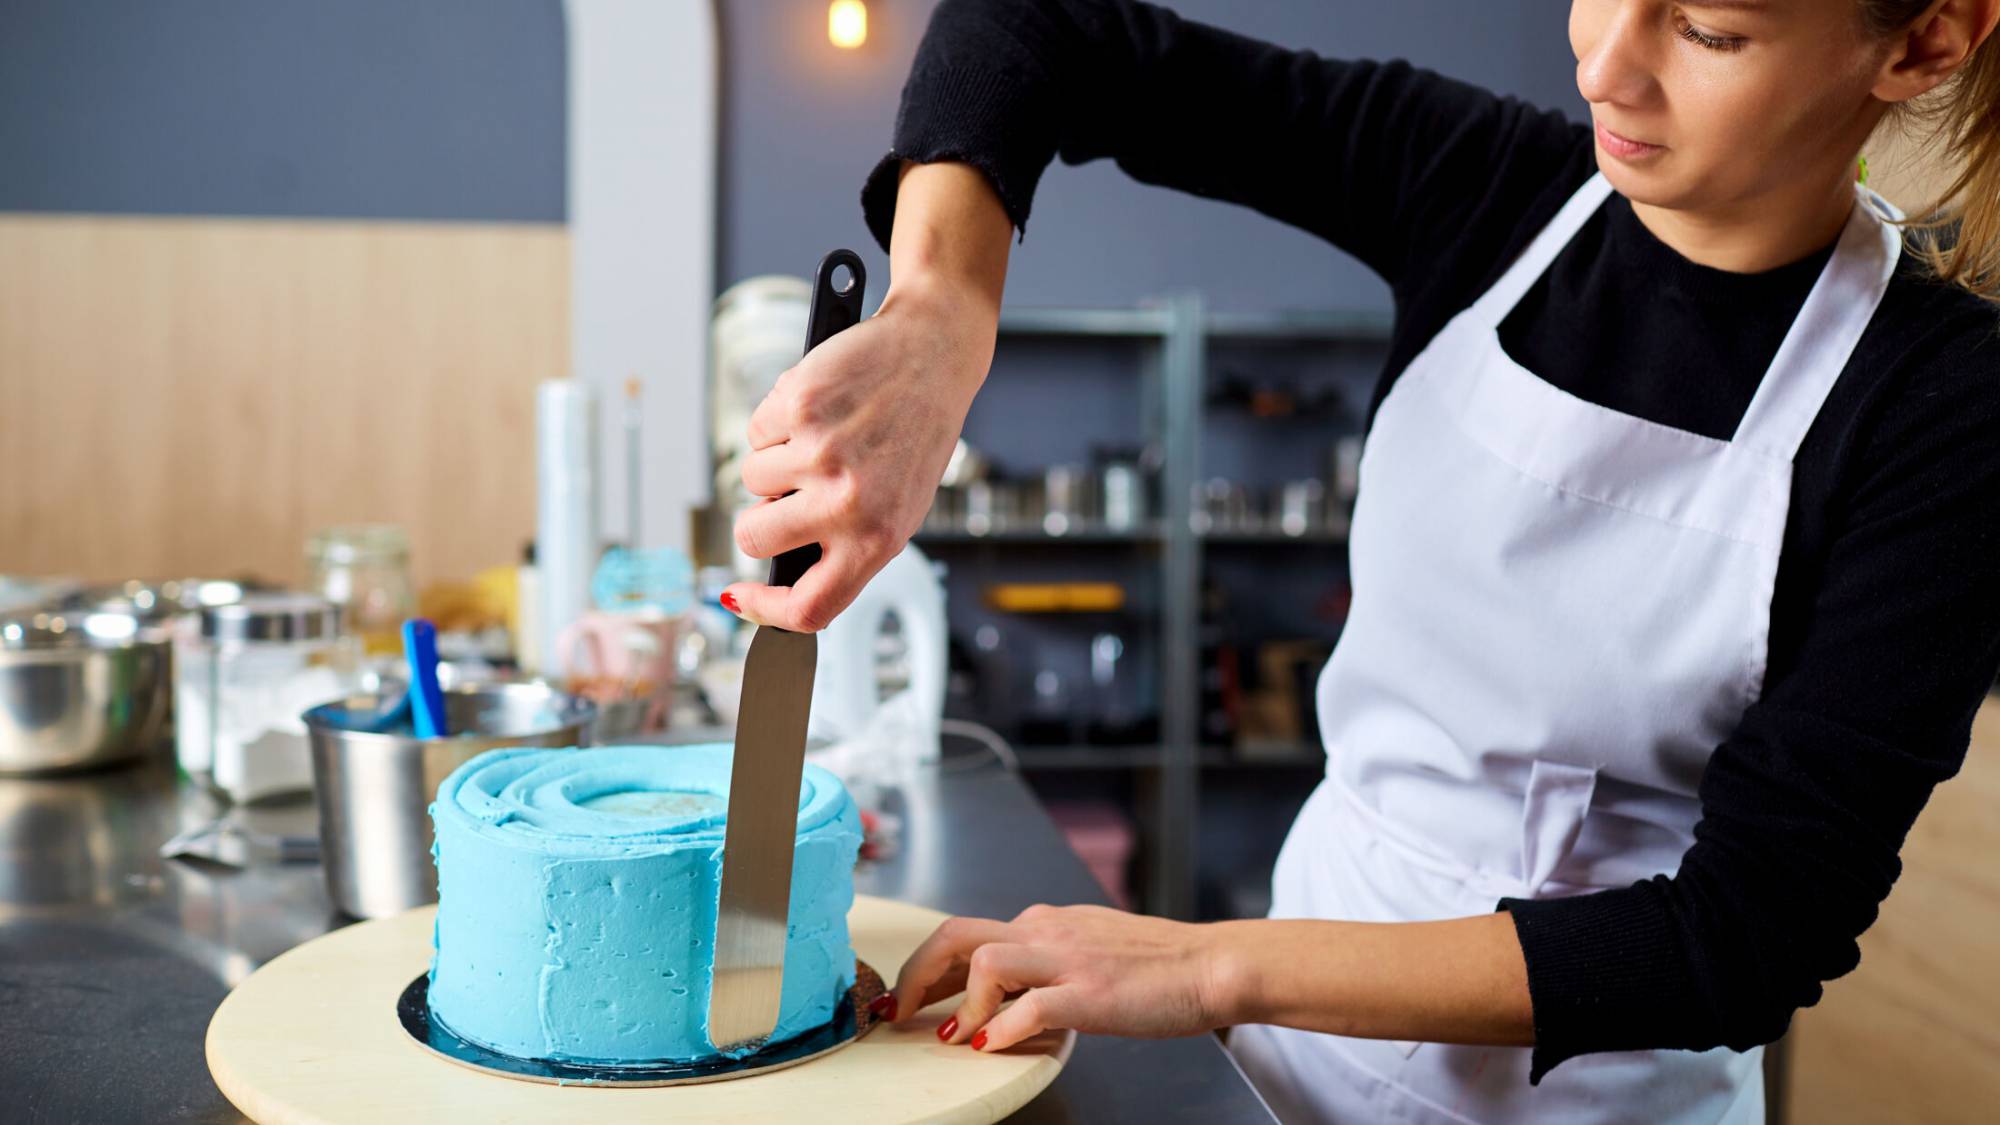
top-left (428, 744), bottom-right (861, 1064)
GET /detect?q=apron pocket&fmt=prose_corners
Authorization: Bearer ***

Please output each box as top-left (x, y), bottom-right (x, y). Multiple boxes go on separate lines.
top-left (1518, 760), bottom-right (1597, 894)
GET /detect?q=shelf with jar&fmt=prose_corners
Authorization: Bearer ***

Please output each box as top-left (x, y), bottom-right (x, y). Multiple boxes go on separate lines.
top-left (919, 297), bottom-right (1387, 920)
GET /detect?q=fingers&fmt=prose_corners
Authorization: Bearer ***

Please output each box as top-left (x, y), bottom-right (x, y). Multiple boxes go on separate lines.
top-left (973, 985), bottom-right (1079, 1053)
top-left (945, 943), bottom-right (1060, 1045)
top-left (723, 543), bottom-right (872, 633)
top-left (732, 494), bottom-right (817, 563)
top-left (744, 373), bottom-right (797, 452)
top-left (888, 916), bottom-right (1015, 1024)
top-left (893, 962), bottom-right (970, 1023)
top-left (740, 441), bottom-right (816, 499)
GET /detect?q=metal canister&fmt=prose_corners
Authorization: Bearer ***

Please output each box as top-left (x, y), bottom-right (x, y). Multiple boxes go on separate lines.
top-left (1278, 479), bottom-right (1327, 537)
top-left (1191, 478), bottom-right (1250, 534)
top-left (1043, 464), bottom-right (1089, 536)
top-left (965, 480), bottom-right (999, 536)
top-left (303, 682), bottom-right (595, 918)
top-left (1101, 461), bottom-right (1146, 531)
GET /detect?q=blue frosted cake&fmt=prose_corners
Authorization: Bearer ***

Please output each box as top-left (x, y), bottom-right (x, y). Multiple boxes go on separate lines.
top-left (428, 744), bottom-right (862, 1064)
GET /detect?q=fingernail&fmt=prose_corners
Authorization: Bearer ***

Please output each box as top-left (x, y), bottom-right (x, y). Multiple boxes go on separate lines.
top-left (719, 591), bottom-right (741, 614)
top-left (937, 1017), bottom-right (958, 1042)
top-left (970, 1029), bottom-right (989, 1051)
top-left (867, 993), bottom-right (896, 1021)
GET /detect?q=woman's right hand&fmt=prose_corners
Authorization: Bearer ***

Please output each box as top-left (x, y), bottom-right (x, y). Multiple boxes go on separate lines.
top-left (723, 162), bottom-right (1014, 632)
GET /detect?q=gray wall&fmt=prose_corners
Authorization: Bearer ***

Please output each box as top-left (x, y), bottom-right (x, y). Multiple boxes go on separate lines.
top-left (0, 0), bottom-right (564, 222)
top-left (720, 0), bottom-right (1586, 313)
top-left (1, 0), bottom-right (1583, 311)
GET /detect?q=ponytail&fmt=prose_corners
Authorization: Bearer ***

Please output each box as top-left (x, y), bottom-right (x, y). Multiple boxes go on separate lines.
top-left (1863, 1), bottom-right (2000, 301)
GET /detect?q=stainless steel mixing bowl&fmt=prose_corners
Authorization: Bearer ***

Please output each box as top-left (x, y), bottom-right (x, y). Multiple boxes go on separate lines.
top-left (0, 611), bottom-right (173, 776)
top-left (56, 577), bottom-right (250, 626)
top-left (303, 681), bottom-right (595, 918)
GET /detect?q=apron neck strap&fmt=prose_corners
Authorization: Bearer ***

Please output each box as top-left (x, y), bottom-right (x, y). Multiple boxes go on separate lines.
top-left (1468, 173), bottom-right (1902, 466)
top-left (1727, 185), bottom-right (1903, 461)
top-left (1466, 173), bottom-right (1615, 325)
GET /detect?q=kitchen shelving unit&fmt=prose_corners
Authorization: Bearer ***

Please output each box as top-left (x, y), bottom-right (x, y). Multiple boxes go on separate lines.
top-left (914, 296), bottom-right (1392, 920)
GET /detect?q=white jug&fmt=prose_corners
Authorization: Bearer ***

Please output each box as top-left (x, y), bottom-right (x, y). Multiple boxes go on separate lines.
top-left (808, 544), bottom-right (947, 762)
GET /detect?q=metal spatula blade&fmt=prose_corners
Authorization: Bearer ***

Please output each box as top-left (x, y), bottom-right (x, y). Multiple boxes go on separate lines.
top-left (708, 249), bottom-right (867, 1052)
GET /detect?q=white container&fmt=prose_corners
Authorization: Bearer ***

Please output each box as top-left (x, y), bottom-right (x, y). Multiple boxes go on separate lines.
top-left (537, 380), bottom-right (599, 677)
top-left (175, 593), bottom-right (360, 803)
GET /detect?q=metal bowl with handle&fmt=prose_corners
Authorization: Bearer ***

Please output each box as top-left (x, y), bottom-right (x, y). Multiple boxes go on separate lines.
top-left (0, 610), bottom-right (174, 776)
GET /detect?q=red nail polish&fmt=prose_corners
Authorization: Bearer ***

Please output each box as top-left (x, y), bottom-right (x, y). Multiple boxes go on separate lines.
top-left (867, 993), bottom-right (896, 1021)
top-left (970, 1030), bottom-right (989, 1051)
top-left (720, 591), bottom-right (741, 614)
top-left (937, 1017), bottom-right (958, 1042)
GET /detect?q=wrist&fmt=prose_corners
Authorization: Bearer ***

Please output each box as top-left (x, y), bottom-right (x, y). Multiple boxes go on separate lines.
top-left (880, 258), bottom-right (1003, 346)
top-left (878, 271), bottom-right (998, 334)
top-left (1196, 919), bottom-right (1266, 1027)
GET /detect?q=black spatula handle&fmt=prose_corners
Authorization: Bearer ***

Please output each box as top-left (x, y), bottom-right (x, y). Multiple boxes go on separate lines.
top-left (767, 250), bottom-right (868, 591)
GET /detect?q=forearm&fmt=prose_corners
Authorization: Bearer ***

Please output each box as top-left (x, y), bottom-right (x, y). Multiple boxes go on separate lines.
top-left (1211, 913), bottom-right (1534, 1047)
top-left (864, 0), bottom-right (1550, 282)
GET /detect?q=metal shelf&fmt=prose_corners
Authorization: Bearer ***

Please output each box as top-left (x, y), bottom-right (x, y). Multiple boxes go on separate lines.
top-left (1012, 743), bottom-right (1326, 772)
top-left (1206, 308), bottom-right (1393, 342)
top-left (1199, 528), bottom-right (1348, 546)
top-left (1215, 744), bottom-right (1327, 769)
top-left (997, 306), bottom-right (1174, 338)
top-left (995, 305), bottom-right (1393, 343)
top-left (950, 296), bottom-right (1383, 919)
top-left (915, 523), bottom-right (1163, 545)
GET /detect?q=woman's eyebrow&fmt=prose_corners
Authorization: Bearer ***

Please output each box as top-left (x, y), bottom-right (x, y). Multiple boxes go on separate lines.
top-left (1682, 0), bottom-right (1774, 12)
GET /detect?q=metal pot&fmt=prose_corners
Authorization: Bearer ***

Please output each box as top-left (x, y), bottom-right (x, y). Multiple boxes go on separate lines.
top-left (0, 611), bottom-right (173, 776)
top-left (303, 681), bottom-right (594, 918)
top-left (56, 578), bottom-right (249, 626)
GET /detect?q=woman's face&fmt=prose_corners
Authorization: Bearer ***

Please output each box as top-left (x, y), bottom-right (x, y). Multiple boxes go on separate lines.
top-left (1569, 1), bottom-right (1895, 214)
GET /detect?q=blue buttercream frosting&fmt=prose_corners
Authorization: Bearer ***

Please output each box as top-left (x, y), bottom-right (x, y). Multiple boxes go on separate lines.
top-left (428, 744), bottom-right (861, 1064)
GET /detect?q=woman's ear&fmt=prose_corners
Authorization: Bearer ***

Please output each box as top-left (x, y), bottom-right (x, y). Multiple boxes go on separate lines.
top-left (1874, 0), bottom-right (2000, 105)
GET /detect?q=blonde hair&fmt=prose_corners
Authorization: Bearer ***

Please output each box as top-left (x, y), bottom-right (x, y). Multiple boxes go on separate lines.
top-left (1861, 0), bottom-right (2000, 300)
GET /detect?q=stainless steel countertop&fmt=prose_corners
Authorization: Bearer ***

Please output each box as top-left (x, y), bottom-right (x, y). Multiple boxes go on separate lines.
top-left (0, 753), bottom-right (1276, 1123)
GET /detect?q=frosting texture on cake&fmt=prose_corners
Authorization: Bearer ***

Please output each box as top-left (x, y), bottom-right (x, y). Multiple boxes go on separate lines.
top-left (428, 744), bottom-right (861, 1063)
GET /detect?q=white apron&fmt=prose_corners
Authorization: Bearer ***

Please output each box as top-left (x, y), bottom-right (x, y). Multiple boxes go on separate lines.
top-left (1230, 173), bottom-right (1902, 1125)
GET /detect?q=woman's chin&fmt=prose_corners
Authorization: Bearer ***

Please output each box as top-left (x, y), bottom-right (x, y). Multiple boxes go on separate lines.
top-left (1594, 154), bottom-right (1688, 210)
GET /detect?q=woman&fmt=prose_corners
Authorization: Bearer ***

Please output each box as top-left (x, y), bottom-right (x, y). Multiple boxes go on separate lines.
top-left (720, 1), bottom-right (2000, 1120)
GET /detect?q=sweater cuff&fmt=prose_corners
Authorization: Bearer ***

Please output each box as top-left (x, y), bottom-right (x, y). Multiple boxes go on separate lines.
top-left (860, 63), bottom-right (1056, 252)
top-left (1499, 883), bottom-right (1708, 1083)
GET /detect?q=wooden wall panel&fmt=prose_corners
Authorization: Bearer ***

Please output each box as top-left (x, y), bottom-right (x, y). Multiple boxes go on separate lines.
top-left (0, 214), bottom-right (567, 590)
top-left (1785, 699), bottom-right (2000, 1123)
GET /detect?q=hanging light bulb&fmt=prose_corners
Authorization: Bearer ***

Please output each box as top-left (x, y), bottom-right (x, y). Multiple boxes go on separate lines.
top-left (829, 0), bottom-right (867, 49)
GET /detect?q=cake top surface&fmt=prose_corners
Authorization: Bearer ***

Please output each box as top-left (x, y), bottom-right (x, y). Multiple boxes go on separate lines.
top-left (433, 743), bottom-right (851, 856)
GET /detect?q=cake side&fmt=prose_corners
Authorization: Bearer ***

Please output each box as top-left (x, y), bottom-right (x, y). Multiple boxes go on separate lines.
top-left (428, 743), bottom-right (861, 1064)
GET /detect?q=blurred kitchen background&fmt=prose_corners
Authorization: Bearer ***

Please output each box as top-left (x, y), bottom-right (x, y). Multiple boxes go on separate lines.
top-left (0, 3), bottom-right (1989, 1121)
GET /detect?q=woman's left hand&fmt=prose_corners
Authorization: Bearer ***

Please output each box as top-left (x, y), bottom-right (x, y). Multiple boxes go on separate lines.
top-left (884, 903), bottom-right (1238, 1052)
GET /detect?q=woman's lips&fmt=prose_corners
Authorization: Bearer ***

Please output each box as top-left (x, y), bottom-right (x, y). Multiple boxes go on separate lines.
top-left (1595, 120), bottom-right (1665, 161)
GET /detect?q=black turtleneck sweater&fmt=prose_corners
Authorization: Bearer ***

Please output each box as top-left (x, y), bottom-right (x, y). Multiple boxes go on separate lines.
top-left (858, 0), bottom-right (2000, 1082)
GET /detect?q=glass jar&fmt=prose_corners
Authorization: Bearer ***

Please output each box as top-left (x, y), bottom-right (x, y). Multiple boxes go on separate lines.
top-left (306, 524), bottom-right (415, 657)
top-left (174, 593), bottom-right (360, 802)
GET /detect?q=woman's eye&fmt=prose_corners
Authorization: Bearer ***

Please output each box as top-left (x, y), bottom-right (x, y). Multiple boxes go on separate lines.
top-left (1674, 13), bottom-right (1747, 53)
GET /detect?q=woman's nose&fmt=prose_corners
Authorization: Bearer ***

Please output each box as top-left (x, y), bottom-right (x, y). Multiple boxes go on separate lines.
top-left (1573, 1), bottom-right (1658, 109)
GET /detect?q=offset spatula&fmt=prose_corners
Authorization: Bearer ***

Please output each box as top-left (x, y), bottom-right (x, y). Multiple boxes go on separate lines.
top-left (708, 249), bottom-right (868, 1052)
